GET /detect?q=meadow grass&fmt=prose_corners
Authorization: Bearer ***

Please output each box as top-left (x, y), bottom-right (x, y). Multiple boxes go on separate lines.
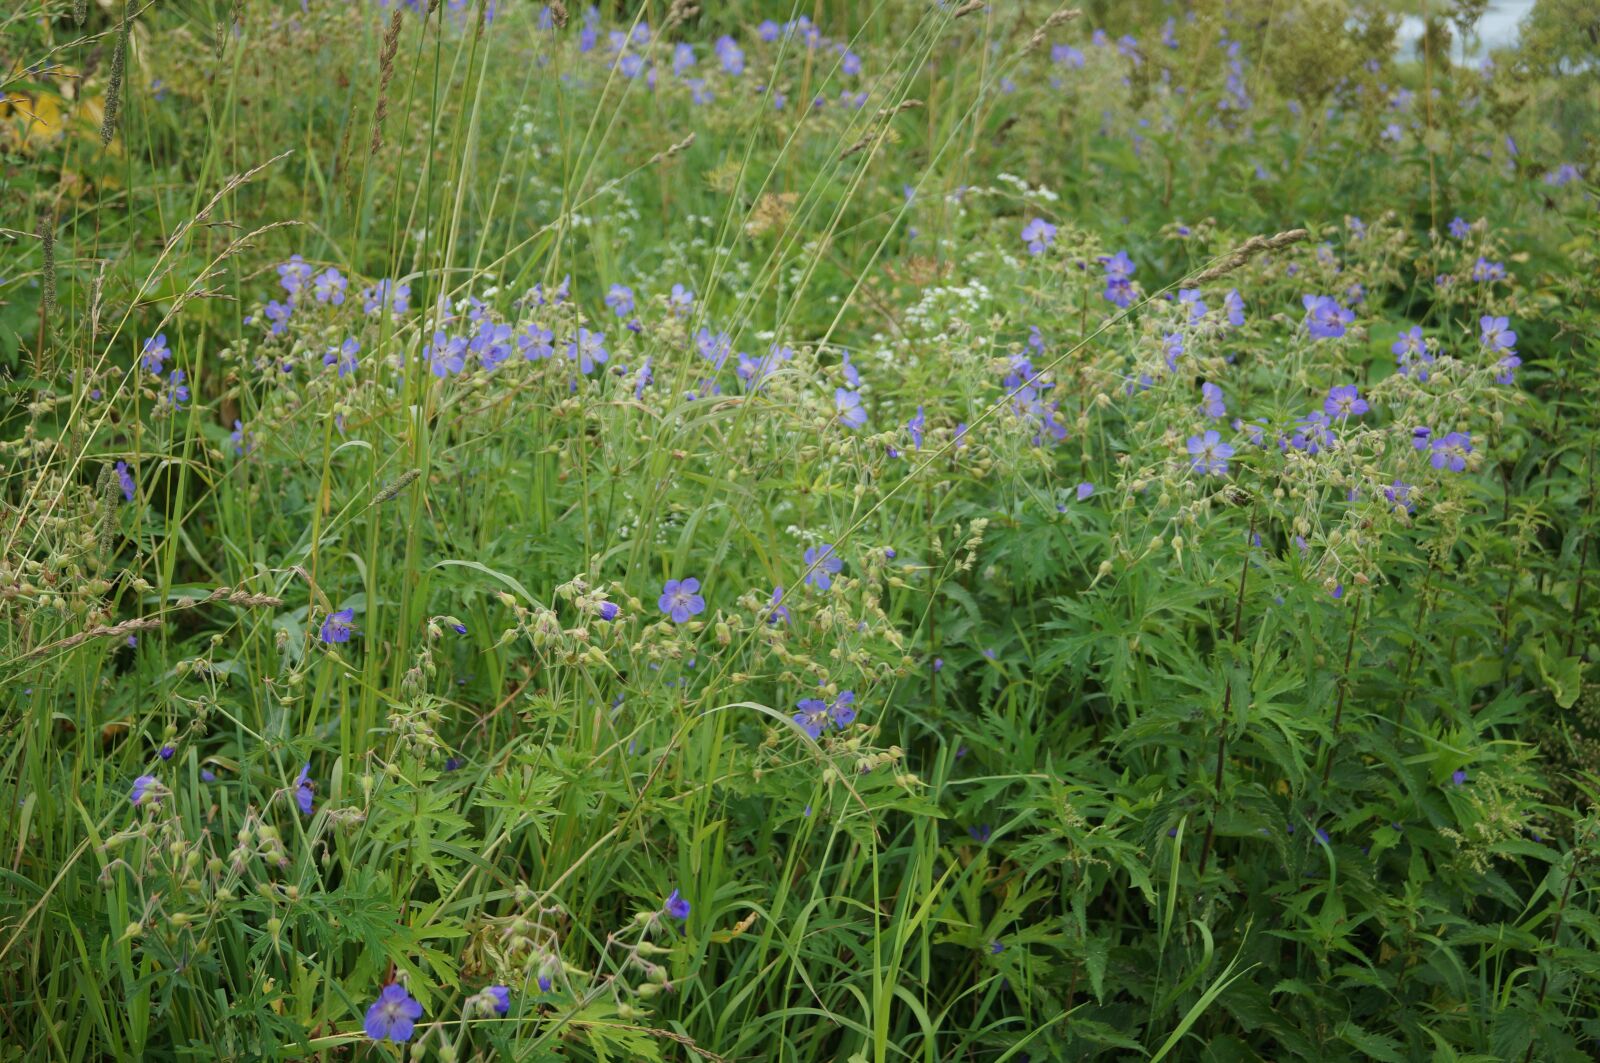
top-left (3, 1), bottom-right (1600, 1060)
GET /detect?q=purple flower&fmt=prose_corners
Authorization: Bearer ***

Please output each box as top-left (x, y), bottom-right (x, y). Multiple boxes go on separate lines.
top-left (569, 328), bottom-right (608, 375)
top-left (1020, 217), bottom-right (1057, 255)
top-left (293, 763), bottom-right (314, 815)
top-left (1187, 430), bottom-right (1234, 476)
top-left (1448, 216), bottom-right (1470, 240)
top-left (1200, 381), bottom-right (1226, 419)
top-left (263, 299), bottom-right (292, 336)
top-left (802, 543), bottom-right (843, 590)
top-left (1301, 294), bottom-right (1354, 340)
top-left (1385, 479), bottom-right (1414, 514)
top-left (364, 984), bottom-right (423, 1043)
top-left (695, 329), bottom-right (732, 371)
top-left (130, 774), bottom-right (159, 806)
top-left (829, 690), bottom-right (856, 727)
top-left (486, 985), bottom-right (510, 1015)
top-left (159, 744), bottom-right (175, 760)
top-left (324, 337), bottom-right (360, 378)
top-left (320, 608), bottom-right (354, 644)
top-left (140, 334), bottom-right (171, 374)
top-left (1162, 332), bottom-right (1185, 371)
top-left (1285, 410), bottom-right (1334, 454)
top-left (907, 406), bottom-right (925, 449)
top-left (1495, 353), bottom-right (1522, 386)
top-left (840, 351), bottom-right (860, 387)
top-left (429, 332), bottom-right (467, 377)
top-left (277, 254), bottom-right (313, 297)
top-left (1544, 164), bottom-right (1582, 187)
top-left (1178, 288), bottom-right (1208, 322)
top-left (1412, 426), bottom-right (1433, 451)
top-left (163, 369), bottom-right (190, 409)
top-left (604, 284), bottom-right (635, 318)
top-left (1223, 289), bottom-right (1245, 327)
top-left (362, 279), bottom-right (410, 316)
top-left (669, 284), bottom-right (694, 315)
top-left (989, 940), bottom-right (1006, 955)
top-left (114, 461), bottom-right (136, 502)
top-left (596, 601), bottom-right (620, 621)
top-left (472, 320), bottom-right (514, 370)
top-left (715, 35), bottom-right (744, 75)
top-left (766, 586), bottom-right (791, 625)
top-left (1479, 315), bottom-right (1516, 353)
top-left (518, 323), bottom-right (554, 361)
top-left (1429, 431), bottom-right (1472, 472)
top-left (1100, 251), bottom-right (1136, 308)
top-left (672, 42), bottom-right (696, 75)
top-left (793, 697), bottom-right (830, 738)
top-left (835, 388), bottom-right (867, 430)
top-left (1471, 257), bottom-right (1506, 283)
top-left (1076, 481), bottom-right (1094, 501)
top-left (1451, 769), bottom-right (1468, 786)
top-left (664, 889), bottom-right (691, 920)
top-left (312, 268), bottom-right (347, 305)
top-left (1323, 385), bottom-right (1368, 419)
top-left (1392, 326), bottom-right (1434, 380)
top-left (792, 690), bottom-right (857, 738)
top-left (658, 578), bottom-right (705, 623)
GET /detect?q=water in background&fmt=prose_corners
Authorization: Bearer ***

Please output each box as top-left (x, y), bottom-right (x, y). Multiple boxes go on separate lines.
top-left (1396, 0), bottom-right (1538, 62)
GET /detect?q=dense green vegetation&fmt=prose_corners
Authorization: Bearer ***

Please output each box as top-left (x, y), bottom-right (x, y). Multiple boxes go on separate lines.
top-left (3, 1), bottom-right (1599, 1059)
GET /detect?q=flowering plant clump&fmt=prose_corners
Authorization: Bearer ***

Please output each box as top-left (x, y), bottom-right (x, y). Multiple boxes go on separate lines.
top-left (3, 3), bottom-right (1600, 1062)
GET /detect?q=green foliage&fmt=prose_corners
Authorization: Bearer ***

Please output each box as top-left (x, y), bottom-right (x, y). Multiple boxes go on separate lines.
top-left (3, 1), bottom-right (1600, 1061)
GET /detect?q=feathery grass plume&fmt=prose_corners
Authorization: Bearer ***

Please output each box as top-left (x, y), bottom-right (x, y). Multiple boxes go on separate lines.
top-left (370, 468), bottom-right (422, 507)
top-left (548, 0), bottom-right (568, 28)
top-left (370, 9), bottom-right (404, 156)
top-left (1024, 8), bottom-right (1081, 53)
top-left (197, 586), bottom-right (285, 607)
top-left (952, 0), bottom-right (985, 18)
top-left (214, 19), bottom-right (225, 59)
top-left (36, 203), bottom-right (56, 334)
top-left (20, 617), bottom-right (163, 662)
top-left (73, 0), bottom-right (86, 25)
top-left (100, 5), bottom-right (130, 146)
top-left (647, 133), bottom-right (696, 166)
top-left (840, 99), bottom-right (924, 159)
top-left (664, 0), bottom-right (699, 30)
top-left (94, 464), bottom-right (119, 566)
top-left (1191, 228), bottom-right (1310, 282)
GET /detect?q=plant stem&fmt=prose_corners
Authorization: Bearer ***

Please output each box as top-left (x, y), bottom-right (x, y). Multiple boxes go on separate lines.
top-left (1197, 510), bottom-right (1255, 877)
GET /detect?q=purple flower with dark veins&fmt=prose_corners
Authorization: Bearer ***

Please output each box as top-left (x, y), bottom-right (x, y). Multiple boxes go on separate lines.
top-left (803, 543), bottom-right (843, 590)
top-left (658, 579), bottom-right (705, 623)
top-left (1429, 431), bottom-right (1472, 472)
top-left (1187, 430), bottom-right (1234, 475)
top-left (1301, 294), bottom-right (1353, 340)
top-left (835, 389), bottom-right (867, 430)
top-left (364, 984), bottom-right (423, 1043)
top-left (320, 608), bottom-right (355, 644)
top-left (1323, 385), bottom-right (1368, 419)
top-left (293, 763), bottom-right (314, 815)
